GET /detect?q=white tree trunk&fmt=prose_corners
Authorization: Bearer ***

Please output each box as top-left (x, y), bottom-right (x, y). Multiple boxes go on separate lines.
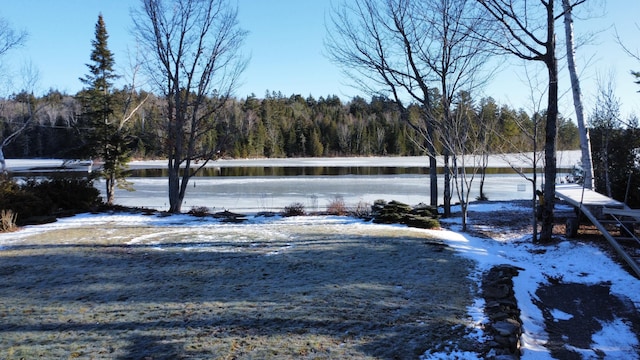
top-left (562, 0), bottom-right (594, 189)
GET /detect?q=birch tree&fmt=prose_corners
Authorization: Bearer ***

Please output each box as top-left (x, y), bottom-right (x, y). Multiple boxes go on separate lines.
top-left (562, 0), bottom-right (594, 189)
top-left (134, 0), bottom-right (248, 213)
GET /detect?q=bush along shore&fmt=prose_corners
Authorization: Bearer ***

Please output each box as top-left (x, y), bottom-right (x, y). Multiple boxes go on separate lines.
top-left (185, 199), bottom-right (441, 230)
top-left (0, 177), bottom-right (102, 230)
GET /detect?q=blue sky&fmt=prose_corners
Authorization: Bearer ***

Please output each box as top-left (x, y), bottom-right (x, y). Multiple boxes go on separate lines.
top-left (1, 0), bottom-right (639, 119)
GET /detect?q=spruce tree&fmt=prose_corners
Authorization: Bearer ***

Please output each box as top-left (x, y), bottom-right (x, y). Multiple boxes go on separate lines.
top-left (78, 14), bottom-right (129, 206)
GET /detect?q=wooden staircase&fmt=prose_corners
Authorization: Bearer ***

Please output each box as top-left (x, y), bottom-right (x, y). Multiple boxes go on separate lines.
top-left (556, 184), bottom-right (640, 278)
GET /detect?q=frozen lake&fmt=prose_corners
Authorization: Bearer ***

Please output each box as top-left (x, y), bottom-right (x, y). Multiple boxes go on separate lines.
top-left (104, 173), bottom-right (534, 213)
top-left (8, 151), bottom-right (581, 213)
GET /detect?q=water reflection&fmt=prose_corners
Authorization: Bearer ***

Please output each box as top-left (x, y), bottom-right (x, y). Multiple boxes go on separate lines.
top-left (128, 166), bottom-right (533, 178)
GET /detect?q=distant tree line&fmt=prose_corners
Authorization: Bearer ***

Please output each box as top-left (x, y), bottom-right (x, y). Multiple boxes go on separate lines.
top-left (0, 89), bottom-right (581, 161)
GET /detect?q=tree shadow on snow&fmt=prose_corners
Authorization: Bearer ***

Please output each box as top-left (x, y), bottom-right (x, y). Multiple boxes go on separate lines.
top-left (535, 282), bottom-right (640, 359)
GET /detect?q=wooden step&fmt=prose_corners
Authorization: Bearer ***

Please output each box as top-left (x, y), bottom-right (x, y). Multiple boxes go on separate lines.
top-left (613, 237), bottom-right (640, 243)
top-left (603, 207), bottom-right (640, 218)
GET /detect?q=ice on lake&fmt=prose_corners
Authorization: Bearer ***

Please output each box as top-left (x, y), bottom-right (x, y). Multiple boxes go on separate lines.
top-left (8, 150), bottom-right (582, 213)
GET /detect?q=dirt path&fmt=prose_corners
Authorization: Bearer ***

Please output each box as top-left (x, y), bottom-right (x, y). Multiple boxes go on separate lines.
top-left (0, 221), bottom-right (478, 359)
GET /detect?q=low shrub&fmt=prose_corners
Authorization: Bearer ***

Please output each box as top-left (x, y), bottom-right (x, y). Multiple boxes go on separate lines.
top-left (326, 196), bottom-right (347, 215)
top-left (188, 206), bottom-right (211, 217)
top-left (370, 199), bottom-right (440, 229)
top-left (24, 177), bottom-right (102, 212)
top-left (403, 215), bottom-right (440, 229)
top-left (0, 178), bottom-right (50, 225)
top-left (350, 201), bottom-right (372, 220)
top-left (0, 209), bottom-right (17, 232)
top-left (282, 202), bottom-right (306, 216)
top-left (411, 203), bottom-right (440, 219)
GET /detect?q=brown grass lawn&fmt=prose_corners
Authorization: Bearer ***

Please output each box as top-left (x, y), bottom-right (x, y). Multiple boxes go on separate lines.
top-left (0, 221), bottom-right (478, 359)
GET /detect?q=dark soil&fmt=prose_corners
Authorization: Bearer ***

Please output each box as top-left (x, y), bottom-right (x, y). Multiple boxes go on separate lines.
top-left (535, 282), bottom-right (640, 359)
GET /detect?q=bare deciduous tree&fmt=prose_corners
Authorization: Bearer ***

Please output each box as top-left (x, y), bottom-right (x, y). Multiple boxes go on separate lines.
top-left (448, 91), bottom-right (486, 230)
top-left (475, 0), bottom-right (586, 242)
top-left (133, 0), bottom-right (248, 213)
top-left (0, 17), bottom-right (26, 60)
top-left (476, 97), bottom-right (501, 200)
top-left (327, 0), bottom-right (439, 206)
top-left (327, 0), bottom-right (491, 212)
top-left (492, 62), bottom-right (549, 241)
top-left (420, 0), bottom-right (493, 217)
top-left (0, 17), bottom-right (27, 172)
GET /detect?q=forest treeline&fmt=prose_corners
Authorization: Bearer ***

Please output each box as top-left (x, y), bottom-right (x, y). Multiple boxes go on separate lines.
top-left (0, 89), bottom-right (580, 160)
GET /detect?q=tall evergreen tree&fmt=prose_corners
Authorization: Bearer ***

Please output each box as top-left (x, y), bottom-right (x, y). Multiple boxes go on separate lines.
top-left (78, 14), bottom-right (129, 205)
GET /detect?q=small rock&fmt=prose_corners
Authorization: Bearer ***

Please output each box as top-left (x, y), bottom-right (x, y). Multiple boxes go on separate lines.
top-left (484, 284), bottom-right (511, 299)
top-left (492, 320), bottom-right (520, 336)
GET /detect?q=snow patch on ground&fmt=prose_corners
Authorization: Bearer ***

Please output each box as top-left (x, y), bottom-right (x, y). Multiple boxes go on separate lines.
top-left (2, 197), bottom-right (639, 359)
top-left (425, 201), bottom-right (640, 359)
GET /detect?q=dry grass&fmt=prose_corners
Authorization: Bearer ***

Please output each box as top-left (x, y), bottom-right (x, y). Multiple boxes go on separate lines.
top-left (326, 196), bottom-right (348, 216)
top-left (0, 221), bottom-right (478, 359)
top-left (0, 209), bottom-right (18, 232)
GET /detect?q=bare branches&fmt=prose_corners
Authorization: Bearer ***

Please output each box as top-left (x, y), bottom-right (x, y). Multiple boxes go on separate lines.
top-left (0, 17), bottom-right (27, 57)
top-left (474, 0), bottom-right (591, 242)
top-left (135, 0), bottom-right (247, 100)
top-left (327, 0), bottom-right (494, 137)
top-left (554, 0), bottom-right (587, 21)
top-left (118, 49), bottom-right (150, 129)
top-left (0, 91), bottom-right (50, 172)
top-left (328, 0), bottom-right (496, 213)
top-left (133, 0), bottom-right (248, 212)
top-left (615, 24), bottom-right (640, 63)
top-left (0, 17), bottom-right (27, 97)
top-left (475, 0), bottom-right (550, 61)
